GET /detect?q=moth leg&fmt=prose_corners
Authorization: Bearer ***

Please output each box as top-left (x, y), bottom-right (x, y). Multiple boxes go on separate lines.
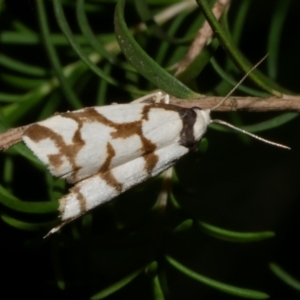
top-left (132, 91), bottom-right (169, 104)
top-left (162, 93), bottom-right (170, 104)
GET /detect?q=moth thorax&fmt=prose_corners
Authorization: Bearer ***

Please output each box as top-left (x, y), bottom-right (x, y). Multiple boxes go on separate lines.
top-left (193, 109), bottom-right (211, 142)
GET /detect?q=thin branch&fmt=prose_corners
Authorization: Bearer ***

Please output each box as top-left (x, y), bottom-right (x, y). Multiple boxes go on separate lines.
top-left (135, 0), bottom-right (197, 32)
top-left (175, 0), bottom-right (231, 75)
top-left (169, 94), bottom-right (300, 112)
top-left (0, 125), bottom-right (30, 150)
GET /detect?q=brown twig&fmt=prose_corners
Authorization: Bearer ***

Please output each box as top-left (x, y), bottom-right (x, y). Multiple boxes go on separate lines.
top-left (0, 125), bottom-right (31, 151)
top-left (169, 94), bottom-right (300, 112)
top-left (175, 0), bottom-right (231, 75)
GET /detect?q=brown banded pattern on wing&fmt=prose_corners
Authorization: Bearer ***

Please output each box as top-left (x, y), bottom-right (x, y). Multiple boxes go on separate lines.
top-left (58, 142), bottom-right (189, 224)
top-left (22, 103), bottom-right (204, 183)
top-left (21, 102), bottom-right (211, 235)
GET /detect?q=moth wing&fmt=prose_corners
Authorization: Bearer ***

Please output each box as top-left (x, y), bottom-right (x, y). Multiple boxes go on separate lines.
top-left (46, 142), bottom-right (189, 235)
top-left (22, 103), bottom-right (188, 183)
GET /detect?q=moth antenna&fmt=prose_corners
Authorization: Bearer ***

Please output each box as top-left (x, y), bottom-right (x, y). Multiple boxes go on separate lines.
top-left (211, 54), bottom-right (269, 111)
top-left (209, 54), bottom-right (289, 150)
top-left (212, 119), bottom-right (290, 150)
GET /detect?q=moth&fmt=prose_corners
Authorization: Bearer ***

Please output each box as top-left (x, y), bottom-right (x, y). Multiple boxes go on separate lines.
top-left (0, 92), bottom-right (213, 235)
top-left (0, 91), bottom-right (289, 236)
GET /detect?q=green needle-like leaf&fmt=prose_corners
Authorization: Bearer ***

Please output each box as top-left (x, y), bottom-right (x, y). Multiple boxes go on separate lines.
top-left (269, 263), bottom-right (300, 291)
top-left (1, 214), bottom-right (56, 231)
top-left (37, 0), bottom-right (82, 109)
top-left (114, 0), bottom-right (200, 99)
top-left (198, 222), bottom-right (275, 242)
top-left (53, 0), bottom-right (118, 86)
top-left (196, 0), bottom-right (290, 95)
top-left (0, 184), bottom-right (58, 213)
top-left (90, 267), bottom-right (144, 299)
top-left (166, 256), bottom-right (269, 299)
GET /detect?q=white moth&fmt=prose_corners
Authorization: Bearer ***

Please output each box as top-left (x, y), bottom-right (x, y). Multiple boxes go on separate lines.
top-left (0, 92), bottom-right (212, 236)
top-left (0, 90), bottom-right (290, 236)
